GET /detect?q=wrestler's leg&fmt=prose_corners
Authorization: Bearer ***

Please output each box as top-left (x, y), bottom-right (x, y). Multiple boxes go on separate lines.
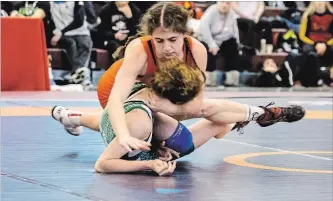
top-left (152, 112), bottom-right (235, 157)
top-left (52, 106), bottom-right (102, 135)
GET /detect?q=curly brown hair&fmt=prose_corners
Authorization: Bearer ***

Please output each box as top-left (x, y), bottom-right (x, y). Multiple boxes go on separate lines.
top-left (151, 58), bottom-right (204, 104)
top-left (113, 2), bottom-right (189, 59)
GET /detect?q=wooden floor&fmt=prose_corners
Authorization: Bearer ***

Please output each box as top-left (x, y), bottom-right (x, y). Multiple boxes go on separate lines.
top-left (1, 89), bottom-right (332, 201)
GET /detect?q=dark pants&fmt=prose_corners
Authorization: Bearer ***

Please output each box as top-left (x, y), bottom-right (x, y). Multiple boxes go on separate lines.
top-left (202, 38), bottom-right (240, 72)
top-left (299, 44), bottom-right (333, 87)
top-left (237, 18), bottom-right (273, 49)
top-left (59, 35), bottom-right (92, 70)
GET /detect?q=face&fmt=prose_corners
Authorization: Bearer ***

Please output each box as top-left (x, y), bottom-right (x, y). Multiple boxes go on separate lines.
top-left (217, 2), bottom-right (230, 14)
top-left (314, 2), bottom-right (327, 14)
top-left (263, 58), bottom-right (278, 73)
top-left (152, 27), bottom-right (185, 59)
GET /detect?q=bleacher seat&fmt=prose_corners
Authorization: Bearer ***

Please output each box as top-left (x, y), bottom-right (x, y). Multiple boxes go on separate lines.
top-left (47, 48), bottom-right (109, 71)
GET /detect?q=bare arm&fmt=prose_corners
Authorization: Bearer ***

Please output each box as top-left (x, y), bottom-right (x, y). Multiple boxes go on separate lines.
top-left (254, 2), bottom-right (265, 23)
top-left (106, 39), bottom-right (151, 152)
top-left (94, 137), bottom-right (152, 173)
top-left (94, 137), bottom-right (176, 175)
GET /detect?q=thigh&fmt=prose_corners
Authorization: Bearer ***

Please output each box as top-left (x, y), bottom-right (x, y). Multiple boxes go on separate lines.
top-left (153, 112), bottom-right (232, 150)
top-left (237, 18), bottom-right (255, 32)
top-left (59, 36), bottom-right (77, 50)
top-left (75, 35), bottom-right (93, 51)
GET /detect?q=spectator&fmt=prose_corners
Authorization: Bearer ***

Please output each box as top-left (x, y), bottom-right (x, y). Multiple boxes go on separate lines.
top-left (212, 57), bottom-right (296, 88)
top-left (84, 1), bottom-right (100, 30)
top-left (196, 2), bottom-right (240, 86)
top-left (98, 1), bottom-right (142, 66)
top-left (232, 1), bottom-right (274, 53)
top-left (298, 1), bottom-right (333, 87)
top-left (50, 1), bottom-right (93, 90)
top-left (250, 58), bottom-right (294, 87)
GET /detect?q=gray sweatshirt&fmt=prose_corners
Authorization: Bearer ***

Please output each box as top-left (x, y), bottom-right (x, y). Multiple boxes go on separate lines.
top-left (197, 4), bottom-right (239, 49)
top-left (50, 1), bottom-right (90, 36)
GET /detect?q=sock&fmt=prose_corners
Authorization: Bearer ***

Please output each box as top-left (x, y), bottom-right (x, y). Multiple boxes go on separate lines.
top-left (244, 105), bottom-right (265, 121)
top-left (67, 110), bottom-right (82, 126)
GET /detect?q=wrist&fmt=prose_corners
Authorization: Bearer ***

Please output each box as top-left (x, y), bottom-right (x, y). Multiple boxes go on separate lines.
top-left (147, 160), bottom-right (154, 170)
top-left (53, 29), bottom-right (62, 37)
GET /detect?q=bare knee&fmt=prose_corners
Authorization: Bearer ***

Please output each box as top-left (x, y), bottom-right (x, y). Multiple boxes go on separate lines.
top-left (201, 99), bottom-right (220, 118)
top-left (126, 109), bottom-right (152, 140)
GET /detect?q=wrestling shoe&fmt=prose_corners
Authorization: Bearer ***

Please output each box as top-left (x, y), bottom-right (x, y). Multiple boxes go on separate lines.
top-left (51, 106), bottom-right (83, 136)
top-left (256, 102), bottom-right (305, 127)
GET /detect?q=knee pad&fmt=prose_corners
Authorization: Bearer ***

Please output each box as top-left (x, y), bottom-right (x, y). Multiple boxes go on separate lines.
top-left (165, 122), bottom-right (195, 157)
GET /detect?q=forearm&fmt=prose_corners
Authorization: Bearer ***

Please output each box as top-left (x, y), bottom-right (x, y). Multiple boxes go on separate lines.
top-left (95, 159), bottom-right (153, 173)
top-left (254, 2), bottom-right (265, 22)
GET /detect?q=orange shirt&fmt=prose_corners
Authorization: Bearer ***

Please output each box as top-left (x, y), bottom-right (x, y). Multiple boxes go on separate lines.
top-left (97, 35), bottom-right (195, 108)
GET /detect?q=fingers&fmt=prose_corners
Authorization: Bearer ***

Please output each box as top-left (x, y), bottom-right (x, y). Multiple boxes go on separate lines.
top-left (134, 139), bottom-right (151, 151)
top-left (127, 138), bottom-right (151, 151)
top-left (169, 149), bottom-right (180, 159)
top-left (121, 143), bottom-right (133, 153)
top-left (159, 161), bottom-right (176, 176)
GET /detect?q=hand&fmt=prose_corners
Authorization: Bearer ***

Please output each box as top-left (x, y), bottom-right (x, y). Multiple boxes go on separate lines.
top-left (51, 34), bottom-right (61, 46)
top-left (118, 4), bottom-right (133, 18)
top-left (151, 159), bottom-right (177, 176)
top-left (117, 134), bottom-right (151, 152)
top-left (315, 43), bottom-right (327, 56)
top-left (157, 141), bottom-right (180, 161)
top-left (209, 47), bottom-right (219, 56)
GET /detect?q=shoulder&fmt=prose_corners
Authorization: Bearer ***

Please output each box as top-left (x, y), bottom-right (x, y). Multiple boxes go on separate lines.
top-left (188, 36), bottom-right (207, 71)
top-left (124, 38), bottom-right (147, 62)
top-left (189, 37), bottom-right (206, 56)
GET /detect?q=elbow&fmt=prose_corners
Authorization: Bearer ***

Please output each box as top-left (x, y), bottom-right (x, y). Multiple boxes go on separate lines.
top-left (94, 160), bottom-right (108, 173)
top-left (94, 160), bottom-right (103, 173)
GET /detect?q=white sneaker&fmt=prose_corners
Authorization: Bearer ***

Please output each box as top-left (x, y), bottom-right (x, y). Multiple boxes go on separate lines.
top-left (51, 106), bottom-right (83, 136)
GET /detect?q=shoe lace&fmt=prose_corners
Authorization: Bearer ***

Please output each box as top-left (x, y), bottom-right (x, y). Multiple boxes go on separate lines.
top-left (233, 121), bottom-right (249, 135)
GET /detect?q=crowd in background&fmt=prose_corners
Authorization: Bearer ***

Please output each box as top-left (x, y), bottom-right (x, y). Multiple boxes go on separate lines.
top-left (1, 1), bottom-right (333, 91)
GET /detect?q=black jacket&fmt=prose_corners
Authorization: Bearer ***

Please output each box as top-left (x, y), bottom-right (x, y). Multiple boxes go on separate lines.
top-left (98, 2), bottom-right (142, 41)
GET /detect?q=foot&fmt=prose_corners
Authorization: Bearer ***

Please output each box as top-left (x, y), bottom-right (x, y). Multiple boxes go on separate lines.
top-left (256, 102), bottom-right (305, 127)
top-left (51, 106), bottom-right (83, 136)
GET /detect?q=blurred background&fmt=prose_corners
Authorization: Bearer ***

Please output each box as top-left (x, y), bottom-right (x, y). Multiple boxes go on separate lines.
top-left (1, 1), bottom-right (332, 92)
